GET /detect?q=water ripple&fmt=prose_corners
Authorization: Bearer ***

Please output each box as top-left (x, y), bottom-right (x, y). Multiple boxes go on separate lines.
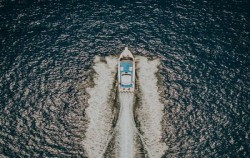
top-left (0, 0), bottom-right (249, 157)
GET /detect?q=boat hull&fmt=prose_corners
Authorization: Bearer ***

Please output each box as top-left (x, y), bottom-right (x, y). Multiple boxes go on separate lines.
top-left (118, 47), bottom-right (135, 93)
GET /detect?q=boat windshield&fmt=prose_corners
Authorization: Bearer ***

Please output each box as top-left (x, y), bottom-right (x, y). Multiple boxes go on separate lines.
top-left (120, 57), bottom-right (133, 61)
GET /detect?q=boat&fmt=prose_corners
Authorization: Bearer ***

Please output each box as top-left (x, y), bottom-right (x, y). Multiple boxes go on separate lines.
top-left (118, 47), bottom-right (135, 93)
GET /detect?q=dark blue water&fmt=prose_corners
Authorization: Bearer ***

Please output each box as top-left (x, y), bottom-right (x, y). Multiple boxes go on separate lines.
top-left (0, 0), bottom-right (249, 157)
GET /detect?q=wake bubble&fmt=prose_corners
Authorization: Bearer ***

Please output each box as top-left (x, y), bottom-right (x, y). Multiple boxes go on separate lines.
top-left (82, 56), bottom-right (117, 158)
top-left (135, 56), bottom-right (167, 157)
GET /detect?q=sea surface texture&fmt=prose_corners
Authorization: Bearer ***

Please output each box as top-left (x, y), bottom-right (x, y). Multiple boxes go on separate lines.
top-left (0, 0), bottom-right (249, 157)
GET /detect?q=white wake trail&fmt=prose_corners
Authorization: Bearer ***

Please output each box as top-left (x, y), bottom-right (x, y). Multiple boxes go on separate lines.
top-left (116, 94), bottom-right (135, 158)
top-left (82, 56), bottom-right (117, 158)
top-left (136, 56), bottom-right (167, 158)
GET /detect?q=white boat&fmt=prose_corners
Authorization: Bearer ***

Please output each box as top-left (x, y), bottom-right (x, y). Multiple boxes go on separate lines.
top-left (118, 47), bottom-right (135, 93)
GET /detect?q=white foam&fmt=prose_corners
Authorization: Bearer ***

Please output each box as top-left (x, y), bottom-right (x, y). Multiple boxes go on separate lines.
top-left (136, 56), bottom-right (167, 157)
top-left (116, 94), bottom-right (135, 158)
top-left (82, 56), bottom-right (117, 158)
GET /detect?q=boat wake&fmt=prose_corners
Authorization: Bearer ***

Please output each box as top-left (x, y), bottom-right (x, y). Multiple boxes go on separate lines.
top-left (116, 94), bottom-right (135, 158)
top-left (82, 56), bottom-right (118, 158)
top-left (135, 56), bottom-right (167, 157)
top-left (82, 54), bottom-right (166, 158)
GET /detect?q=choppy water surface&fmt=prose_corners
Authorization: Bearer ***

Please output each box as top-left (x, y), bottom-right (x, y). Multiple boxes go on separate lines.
top-left (0, 0), bottom-right (249, 157)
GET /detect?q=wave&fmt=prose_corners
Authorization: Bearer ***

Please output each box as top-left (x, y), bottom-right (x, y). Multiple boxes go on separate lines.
top-left (82, 56), bottom-right (118, 158)
top-left (135, 56), bottom-right (167, 157)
